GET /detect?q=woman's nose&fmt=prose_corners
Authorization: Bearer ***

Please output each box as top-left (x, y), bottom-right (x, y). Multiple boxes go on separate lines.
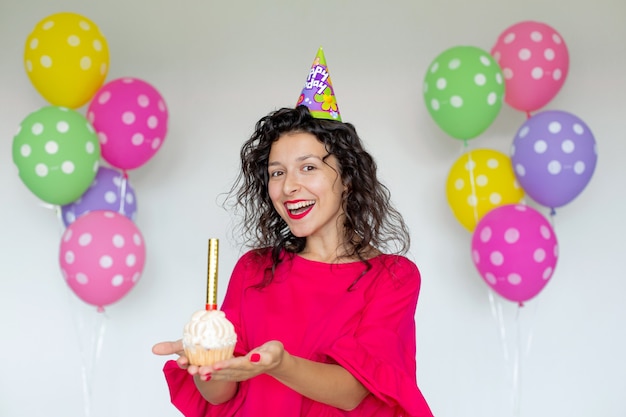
top-left (283, 172), bottom-right (300, 194)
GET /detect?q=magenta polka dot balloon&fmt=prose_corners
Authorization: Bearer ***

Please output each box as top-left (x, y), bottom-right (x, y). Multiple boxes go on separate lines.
top-left (471, 204), bottom-right (558, 303)
top-left (59, 210), bottom-right (146, 311)
top-left (87, 77), bottom-right (168, 170)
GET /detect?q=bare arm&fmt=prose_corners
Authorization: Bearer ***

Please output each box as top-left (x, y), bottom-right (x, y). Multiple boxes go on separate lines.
top-left (153, 339), bottom-right (369, 410)
top-left (267, 345), bottom-right (369, 411)
top-left (192, 373), bottom-right (238, 405)
top-left (193, 341), bottom-right (369, 411)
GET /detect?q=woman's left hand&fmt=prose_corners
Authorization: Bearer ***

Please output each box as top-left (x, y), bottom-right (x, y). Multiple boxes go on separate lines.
top-left (195, 340), bottom-right (285, 382)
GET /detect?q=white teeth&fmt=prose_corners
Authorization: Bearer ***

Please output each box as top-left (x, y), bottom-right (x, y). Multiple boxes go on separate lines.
top-left (286, 201), bottom-right (314, 210)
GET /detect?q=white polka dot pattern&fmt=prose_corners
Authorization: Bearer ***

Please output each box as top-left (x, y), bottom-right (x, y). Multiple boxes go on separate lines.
top-left (510, 110), bottom-right (597, 208)
top-left (423, 45), bottom-right (504, 140)
top-left (11, 106), bottom-right (101, 205)
top-left (471, 204), bottom-right (558, 303)
top-left (23, 12), bottom-right (109, 109)
top-left (87, 77), bottom-right (168, 170)
top-left (59, 210), bottom-right (146, 311)
top-left (491, 21), bottom-right (569, 112)
top-left (446, 149), bottom-right (524, 231)
top-left (61, 166), bottom-right (138, 227)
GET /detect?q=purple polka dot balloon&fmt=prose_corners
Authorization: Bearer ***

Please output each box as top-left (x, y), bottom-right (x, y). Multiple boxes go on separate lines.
top-left (511, 110), bottom-right (597, 209)
top-left (61, 166), bottom-right (138, 227)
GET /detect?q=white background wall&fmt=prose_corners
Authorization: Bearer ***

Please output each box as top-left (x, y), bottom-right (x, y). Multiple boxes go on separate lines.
top-left (1, 0), bottom-right (624, 416)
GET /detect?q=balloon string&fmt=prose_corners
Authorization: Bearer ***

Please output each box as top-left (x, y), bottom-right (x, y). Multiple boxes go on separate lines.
top-left (457, 139), bottom-right (468, 157)
top-left (488, 290), bottom-right (509, 363)
top-left (54, 204), bottom-right (65, 232)
top-left (511, 305), bottom-right (522, 417)
top-left (549, 208), bottom-right (557, 229)
top-left (489, 290), bottom-right (539, 417)
top-left (119, 171), bottom-right (128, 216)
top-left (85, 312), bottom-right (107, 417)
top-left (467, 152), bottom-right (479, 228)
top-left (42, 202), bottom-right (66, 231)
top-left (68, 290), bottom-right (108, 417)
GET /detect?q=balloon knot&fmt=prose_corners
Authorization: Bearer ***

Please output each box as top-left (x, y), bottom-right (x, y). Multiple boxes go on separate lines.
top-left (97, 306), bottom-right (105, 313)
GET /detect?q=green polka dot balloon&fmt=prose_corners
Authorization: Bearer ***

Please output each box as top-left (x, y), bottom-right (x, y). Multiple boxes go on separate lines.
top-left (423, 46), bottom-right (505, 140)
top-left (12, 106), bottom-right (101, 205)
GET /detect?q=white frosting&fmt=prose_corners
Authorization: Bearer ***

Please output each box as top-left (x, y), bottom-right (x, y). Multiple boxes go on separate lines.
top-left (182, 310), bottom-right (237, 349)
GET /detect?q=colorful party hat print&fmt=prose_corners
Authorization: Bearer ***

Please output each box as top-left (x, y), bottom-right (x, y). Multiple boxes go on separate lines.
top-left (296, 47), bottom-right (341, 121)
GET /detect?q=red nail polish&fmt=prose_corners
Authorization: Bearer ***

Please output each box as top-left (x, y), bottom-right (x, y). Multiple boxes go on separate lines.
top-left (250, 353), bottom-right (261, 363)
top-left (203, 373), bottom-right (212, 381)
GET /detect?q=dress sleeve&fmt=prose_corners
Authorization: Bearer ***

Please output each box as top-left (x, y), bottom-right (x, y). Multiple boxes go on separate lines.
top-left (161, 252), bottom-right (255, 417)
top-left (324, 257), bottom-right (433, 417)
top-left (162, 361), bottom-right (246, 417)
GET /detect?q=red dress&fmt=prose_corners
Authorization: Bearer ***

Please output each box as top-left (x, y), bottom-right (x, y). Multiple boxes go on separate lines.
top-left (162, 250), bottom-right (433, 417)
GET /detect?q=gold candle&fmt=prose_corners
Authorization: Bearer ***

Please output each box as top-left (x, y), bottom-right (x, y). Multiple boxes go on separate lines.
top-left (205, 238), bottom-right (219, 311)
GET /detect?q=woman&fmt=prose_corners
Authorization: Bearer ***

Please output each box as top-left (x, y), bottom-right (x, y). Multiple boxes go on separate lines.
top-left (153, 105), bottom-right (433, 417)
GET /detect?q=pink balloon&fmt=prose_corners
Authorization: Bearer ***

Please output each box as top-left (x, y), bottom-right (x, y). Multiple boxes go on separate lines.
top-left (59, 210), bottom-right (146, 311)
top-left (491, 21), bottom-right (569, 112)
top-left (87, 77), bottom-right (168, 170)
top-left (471, 204), bottom-right (558, 303)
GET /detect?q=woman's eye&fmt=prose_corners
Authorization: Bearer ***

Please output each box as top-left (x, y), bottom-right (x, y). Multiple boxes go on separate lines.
top-left (269, 170), bottom-right (283, 177)
top-left (303, 165), bottom-right (316, 172)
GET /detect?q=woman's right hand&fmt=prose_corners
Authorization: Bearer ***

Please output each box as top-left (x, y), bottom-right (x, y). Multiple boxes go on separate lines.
top-left (153, 339), bottom-right (238, 404)
top-left (152, 339), bottom-right (190, 370)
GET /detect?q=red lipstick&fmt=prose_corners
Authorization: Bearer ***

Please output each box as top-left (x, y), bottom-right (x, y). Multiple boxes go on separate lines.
top-left (284, 200), bottom-right (314, 220)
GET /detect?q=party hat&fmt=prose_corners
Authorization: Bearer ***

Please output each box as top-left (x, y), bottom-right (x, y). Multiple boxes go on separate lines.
top-left (296, 47), bottom-right (341, 121)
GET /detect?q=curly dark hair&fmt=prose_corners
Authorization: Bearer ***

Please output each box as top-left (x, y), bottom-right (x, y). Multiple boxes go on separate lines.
top-left (224, 105), bottom-right (410, 287)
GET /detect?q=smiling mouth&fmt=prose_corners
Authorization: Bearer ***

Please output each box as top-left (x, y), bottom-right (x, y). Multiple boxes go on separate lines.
top-left (285, 200), bottom-right (315, 219)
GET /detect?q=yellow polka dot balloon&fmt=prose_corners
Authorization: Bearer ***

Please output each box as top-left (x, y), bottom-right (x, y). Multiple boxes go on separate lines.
top-left (446, 149), bottom-right (524, 232)
top-left (24, 12), bottom-right (109, 109)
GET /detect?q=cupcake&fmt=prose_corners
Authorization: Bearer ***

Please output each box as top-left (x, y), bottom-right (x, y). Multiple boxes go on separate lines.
top-left (182, 310), bottom-right (237, 366)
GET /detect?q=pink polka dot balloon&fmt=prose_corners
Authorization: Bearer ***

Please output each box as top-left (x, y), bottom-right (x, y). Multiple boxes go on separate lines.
top-left (59, 210), bottom-right (146, 312)
top-left (471, 204), bottom-right (558, 304)
top-left (88, 77), bottom-right (168, 170)
top-left (491, 21), bottom-right (569, 112)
